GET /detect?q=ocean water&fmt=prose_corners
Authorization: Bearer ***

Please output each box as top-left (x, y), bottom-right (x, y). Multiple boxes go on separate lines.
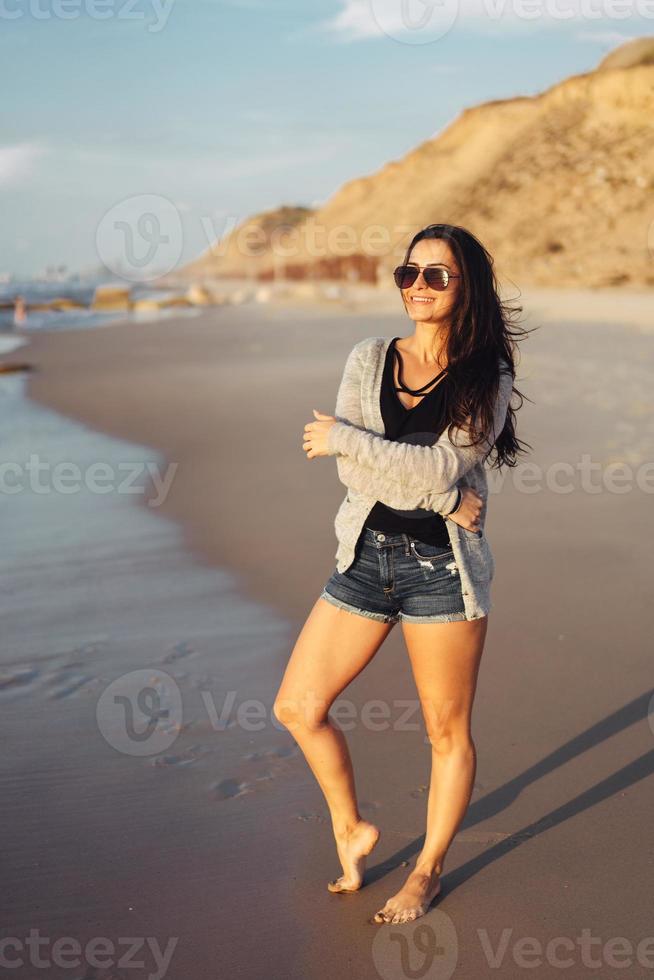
top-left (0, 279), bottom-right (204, 333)
top-left (0, 336), bottom-right (27, 355)
top-left (0, 366), bottom-right (309, 959)
top-left (0, 367), bottom-right (293, 715)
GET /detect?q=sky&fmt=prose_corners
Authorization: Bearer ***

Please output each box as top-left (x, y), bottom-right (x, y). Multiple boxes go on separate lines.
top-left (0, 0), bottom-right (652, 278)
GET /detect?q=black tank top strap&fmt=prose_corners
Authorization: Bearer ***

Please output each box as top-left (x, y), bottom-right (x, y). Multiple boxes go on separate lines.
top-left (393, 343), bottom-right (447, 396)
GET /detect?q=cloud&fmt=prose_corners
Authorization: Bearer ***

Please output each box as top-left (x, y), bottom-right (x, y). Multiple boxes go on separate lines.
top-left (0, 142), bottom-right (47, 186)
top-left (319, 0), bottom-right (383, 41)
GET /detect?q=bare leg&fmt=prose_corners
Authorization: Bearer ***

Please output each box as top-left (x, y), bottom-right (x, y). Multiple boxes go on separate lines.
top-left (273, 597), bottom-right (394, 892)
top-left (373, 616), bottom-right (488, 924)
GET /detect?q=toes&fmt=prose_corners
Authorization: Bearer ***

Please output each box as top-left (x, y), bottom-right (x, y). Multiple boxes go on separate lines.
top-left (386, 906), bottom-right (424, 924)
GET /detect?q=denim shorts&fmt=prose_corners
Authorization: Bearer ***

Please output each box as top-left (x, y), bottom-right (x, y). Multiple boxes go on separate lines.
top-left (320, 527), bottom-right (467, 625)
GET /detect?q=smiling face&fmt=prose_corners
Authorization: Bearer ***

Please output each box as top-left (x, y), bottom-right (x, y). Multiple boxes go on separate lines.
top-left (401, 237), bottom-right (462, 324)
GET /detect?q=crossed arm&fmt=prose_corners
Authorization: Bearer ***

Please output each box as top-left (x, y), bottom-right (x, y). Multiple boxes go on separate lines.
top-left (335, 453), bottom-right (461, 514)
top-left (327, 341), bottom-right (514, 513)
top-left (328, 342), bottom-right (460, 514)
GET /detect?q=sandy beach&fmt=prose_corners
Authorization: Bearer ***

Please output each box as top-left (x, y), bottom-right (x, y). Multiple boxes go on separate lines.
top-left (2, 289), bottom-right (653, 979)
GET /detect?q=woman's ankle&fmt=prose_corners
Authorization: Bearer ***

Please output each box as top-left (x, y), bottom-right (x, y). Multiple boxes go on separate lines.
top-left (332, 815), bottom-right (364, 838)
top-left (414, 857), bottom-right (443, 877)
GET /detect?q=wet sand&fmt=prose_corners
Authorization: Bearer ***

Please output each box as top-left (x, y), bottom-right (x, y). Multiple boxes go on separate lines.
top-left (2, 289), bottom-right (653, 979)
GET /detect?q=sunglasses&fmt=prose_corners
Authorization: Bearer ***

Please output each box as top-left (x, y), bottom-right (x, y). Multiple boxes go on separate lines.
top-left (393, 264), bottom-right (461, 291)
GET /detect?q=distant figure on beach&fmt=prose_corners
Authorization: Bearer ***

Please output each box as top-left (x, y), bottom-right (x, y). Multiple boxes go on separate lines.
top-left (13, 295), bottom-right (27, 327)
top-left (274, 224), bottom-right (531, 925)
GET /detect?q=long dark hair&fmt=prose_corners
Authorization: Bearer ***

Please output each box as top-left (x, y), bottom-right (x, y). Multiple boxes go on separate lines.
top-left (399, 223), bottom-right (533, 469)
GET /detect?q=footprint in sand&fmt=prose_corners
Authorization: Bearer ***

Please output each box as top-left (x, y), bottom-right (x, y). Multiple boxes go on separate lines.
top-left (190, 674), bottom-right (217, 691)
top-left (249, 744), bottom-right (303, 782)
top-left (59, 640), bottom-right (110, 668)
top-left (295, 811), bottom-right (327, 824)
top-left (209, 778), bottom-right (253, 801)
top-left (0, 666), bottom-right (40, 694)
top-left (267, 744), bottom-right (299, 759)
top-left (161, 641), bottom-right (197, 664)
top-left (151, 744), bottom-right (208, 768)
top-left (75, 640), bottom-right (109, 656)
top-left (243, 744), bottom-right (300, 762)
top-left (47, 672), bottom-right (95, 700)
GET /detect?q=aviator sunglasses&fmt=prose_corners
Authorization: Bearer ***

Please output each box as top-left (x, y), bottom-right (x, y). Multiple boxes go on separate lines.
top-left (393, 264), bottom-right (461, 291)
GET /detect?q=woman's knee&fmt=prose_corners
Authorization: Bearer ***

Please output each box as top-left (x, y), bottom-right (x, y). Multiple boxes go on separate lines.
top-left (426, 723), bottom-right (474, 756)
top-left (272, 694), bottom-right (330, 733)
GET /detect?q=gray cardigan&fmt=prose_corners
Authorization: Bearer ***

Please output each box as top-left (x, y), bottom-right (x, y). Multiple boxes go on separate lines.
top-left (325, 336), bottom-right (515, 621)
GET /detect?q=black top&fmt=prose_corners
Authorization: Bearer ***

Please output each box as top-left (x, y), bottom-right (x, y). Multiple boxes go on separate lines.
top-left (364, 336), bottom-right (454, 546)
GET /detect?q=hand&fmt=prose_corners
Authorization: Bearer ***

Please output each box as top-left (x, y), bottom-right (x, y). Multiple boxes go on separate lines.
top-left (447, 486), bottom-right (484, 533)
top-left (303, 409), bottom-right (337, 459)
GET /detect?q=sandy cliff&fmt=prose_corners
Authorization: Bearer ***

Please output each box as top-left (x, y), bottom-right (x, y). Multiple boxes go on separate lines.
top-left (179, 39), bottom-right (654, 289)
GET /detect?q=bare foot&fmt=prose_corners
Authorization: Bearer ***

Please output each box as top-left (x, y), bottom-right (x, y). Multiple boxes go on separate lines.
top-left (372, 867), bottom-right (441, 924)
top-left (327, 820), bottom-right (381, 893)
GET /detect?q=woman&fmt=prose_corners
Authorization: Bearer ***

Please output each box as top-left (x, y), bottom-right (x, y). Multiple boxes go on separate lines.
top-left (273, 224), bottom-right (530, 925)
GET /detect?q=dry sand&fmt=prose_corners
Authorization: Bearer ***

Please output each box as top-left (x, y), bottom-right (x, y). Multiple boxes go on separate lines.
top-left (2, 287), bottom-right (653, 979)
